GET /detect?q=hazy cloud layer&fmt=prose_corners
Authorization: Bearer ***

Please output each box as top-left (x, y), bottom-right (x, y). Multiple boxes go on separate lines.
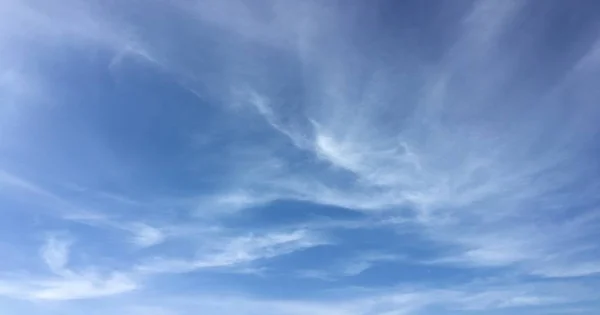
top-left (1, 0), bottom-right (600, 314)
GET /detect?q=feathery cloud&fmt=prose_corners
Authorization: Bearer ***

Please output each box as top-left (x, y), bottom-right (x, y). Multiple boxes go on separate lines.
top-left (1, 0), bottom-right (600, 314)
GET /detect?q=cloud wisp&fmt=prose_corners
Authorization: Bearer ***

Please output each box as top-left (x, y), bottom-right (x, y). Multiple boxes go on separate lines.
top-left (137, 229), bottom-right (326, 274)
top-left (0, 236), bottom-right (137, 301)
top-left (1, 0), bottom-right (600, 314)
top-left (195, 0), bottom-right (600, 280)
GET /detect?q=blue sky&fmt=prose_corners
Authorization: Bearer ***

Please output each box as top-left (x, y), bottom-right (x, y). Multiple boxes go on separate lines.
top-left (1, 0), bottom-right (600, 314)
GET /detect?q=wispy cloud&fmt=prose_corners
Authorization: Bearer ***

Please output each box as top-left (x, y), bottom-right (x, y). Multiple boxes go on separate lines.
top-left (128, 224), bottom-right (166, 248)
top-left (0, 170), bottom-right (170, 250)
top-left (138, 229), bottom-right (326, 274)
top-left (27, 278), bottom-right (596, 315)
top-left (2, 0), bottom-right (600, 314)
top-left (299, 252), bottom-right (403, 280)
top-left (0, 169), bottom-right (62, 202)
top-left (218, 0), bottom-right (600, 283)
top-left (0, 236), bottom-right (137, 300)
top-left (40, 235), bottom-right (72, 276)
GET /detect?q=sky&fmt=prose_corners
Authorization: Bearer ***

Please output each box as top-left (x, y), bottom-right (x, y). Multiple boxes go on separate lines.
top-left (1, 0), bottom-right (600, 314)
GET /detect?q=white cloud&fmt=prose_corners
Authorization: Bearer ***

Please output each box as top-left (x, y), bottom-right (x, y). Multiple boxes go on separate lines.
top-left (195, 190), bottom-right (273, 215)
top-left (137, 229), bottom-right (326, 274)
top-left (0, 236), bottom-right (137, 301)
top-left (65, 279), bottom-right (596, 315)
top-left (0, 170), bottom-right (62, 202)
top-left (28, 272), bottom-right (136, 300)
top-left (212, 0), bottom-right (600, 283)
top-left (298, 252), bottom-right (402, 280)
top-left (126, 0), bottom-right (600, 289)
top-left (128, 224), bottom-right (166, 248)
top-left (1, 1), bottom-right (599, 313)
top-left (0, 0), bottom-right (149, 56)
top-left (0, 0), bottom-right (160, 152)
top-left (40, 236), bottom-right (72, 276)
top-left (531, 262), bottom-right (600, 278)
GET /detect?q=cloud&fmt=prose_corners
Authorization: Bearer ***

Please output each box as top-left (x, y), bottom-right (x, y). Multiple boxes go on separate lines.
top-left (194, 190), bottom-right (275, 215)
top-left (136, 1), bottom-right (600, 289)
top-left (0, 0), bottom-right (152, 57)
top-left (27, 272), bottom-right (136, 300)
top-left (0, 170), bottom-right (169, 251)
top-left (0, 0), bottom-right (160, 152)
top-left (0, 169), bottom-right (63, 202)
top-left (40, 235), bottom-right (72, 275)
top-left (298, 252), bottom-right (403, 280)
top-left (1, 1), bottom-right (600, 314)
top-left (128, 224), bottom-right (166, 248)
top-left (533, 263), bottom-right (600, 278)
top-left (0, 236), bottom-right (137, 301)
top-left (138, 229), bottom-right (326, 274)
top-left (217, 0), bottom-right (600, 283)
top-left (32, 278), bottom-right (596, 315)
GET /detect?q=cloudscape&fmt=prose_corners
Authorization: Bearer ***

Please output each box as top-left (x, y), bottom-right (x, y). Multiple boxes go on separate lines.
top-left (1, 1), bottom-right (600, 314)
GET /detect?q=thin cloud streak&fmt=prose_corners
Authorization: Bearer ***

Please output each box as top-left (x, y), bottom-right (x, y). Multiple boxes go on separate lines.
top-left (1, 0), bottom-right (599, 314)
top-left (201, 0), bottom-right (600, 280)
top-left (137, 229), bottom-right (327, 274)
top-left (0, 236), bottom-right (137, 300)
